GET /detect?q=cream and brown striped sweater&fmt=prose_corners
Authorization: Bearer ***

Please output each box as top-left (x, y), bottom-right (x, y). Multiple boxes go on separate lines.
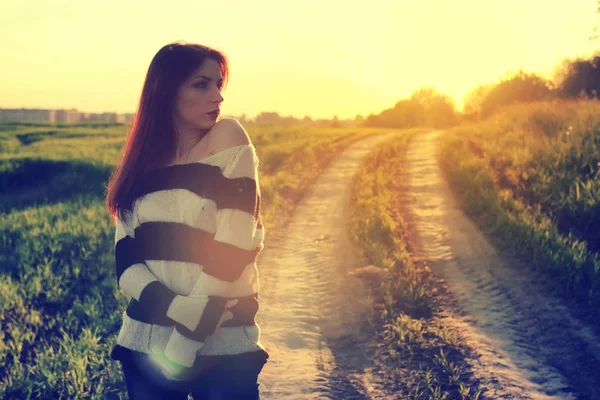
top-left (111, 143), bottom-right (267, 380)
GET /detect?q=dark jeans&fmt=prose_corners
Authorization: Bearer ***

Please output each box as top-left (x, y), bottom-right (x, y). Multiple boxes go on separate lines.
top-left (119, 351), bottom-right (268, 400)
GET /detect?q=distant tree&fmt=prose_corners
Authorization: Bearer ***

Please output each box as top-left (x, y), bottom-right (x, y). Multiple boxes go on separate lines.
top-left (553, 53), bottom-right (600, 100)
top-left (462, 83), bottom-right (494, 118)
top-left (409, 87), bottom-right (457, 128)
top-left (255, 111), bottom-right (281, 125)
top-left (365, 113), bottom-right (381, 126)
top-left (480, 70), bottom-right (554, 117)
top-left (331, 115), bottom-right (340, 127)
top-left (361, 87), bottom-right (457, 128)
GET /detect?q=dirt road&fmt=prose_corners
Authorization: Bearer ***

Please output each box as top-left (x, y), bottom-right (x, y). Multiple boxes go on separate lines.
top-left (257, 132), bottom-right (400, 399)
top-left (256, 129), bottom-right (600, 400)
top-left (403, 130), bottom-right (600, 400)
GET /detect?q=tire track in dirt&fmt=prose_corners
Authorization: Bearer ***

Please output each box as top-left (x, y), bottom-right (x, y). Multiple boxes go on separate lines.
top-left (256, 132), bottom-right (401, 399)
top-left (403, 130), bottom-right (600, 400)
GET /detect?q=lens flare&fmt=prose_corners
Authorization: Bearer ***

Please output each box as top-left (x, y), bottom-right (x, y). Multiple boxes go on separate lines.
top-left (148, 352), bottom-right (187, 381)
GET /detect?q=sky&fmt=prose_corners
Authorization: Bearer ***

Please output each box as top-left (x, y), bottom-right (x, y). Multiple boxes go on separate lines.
top-left (1, 0), bottom-right (599, 120)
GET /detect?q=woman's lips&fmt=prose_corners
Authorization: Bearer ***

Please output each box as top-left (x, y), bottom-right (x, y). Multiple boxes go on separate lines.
top-left (207, 112), bottom-right (219, 118)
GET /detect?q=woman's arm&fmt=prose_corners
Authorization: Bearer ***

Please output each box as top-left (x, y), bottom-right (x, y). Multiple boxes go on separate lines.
top-left (115, 212), bottom-right (210, 328)
top-left (162, 134), bottom-right (263, 370)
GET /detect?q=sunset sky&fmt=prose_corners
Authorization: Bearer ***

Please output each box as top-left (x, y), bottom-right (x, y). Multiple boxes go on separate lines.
top-left (1, 0), bottom-right (599, 120)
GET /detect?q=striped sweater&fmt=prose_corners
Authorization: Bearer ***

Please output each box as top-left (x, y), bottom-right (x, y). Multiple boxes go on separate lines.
top-left (111, 143), bottom-right (267, 380)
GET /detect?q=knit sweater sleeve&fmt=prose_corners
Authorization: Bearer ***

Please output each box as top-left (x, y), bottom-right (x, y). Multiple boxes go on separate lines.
top-left (201, 143), bottom-right (262, 281)
top-left (114, 211), bottom-right (183, 324)
top-left (160, 144), bottom-right (263, 371)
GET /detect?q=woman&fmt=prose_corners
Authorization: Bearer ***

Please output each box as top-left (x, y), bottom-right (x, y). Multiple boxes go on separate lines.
top-left (105, 41), bottom-right (268, 399)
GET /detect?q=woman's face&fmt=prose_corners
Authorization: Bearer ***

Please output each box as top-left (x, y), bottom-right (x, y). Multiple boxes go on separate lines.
top-left (173, 58), bottom-right (224, 131)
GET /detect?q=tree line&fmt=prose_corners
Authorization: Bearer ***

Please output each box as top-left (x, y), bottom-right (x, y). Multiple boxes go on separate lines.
top-left (363, 52), bottom-right (600, 129)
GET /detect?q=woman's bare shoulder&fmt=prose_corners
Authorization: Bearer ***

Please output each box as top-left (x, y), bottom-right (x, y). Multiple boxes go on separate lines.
top-left (208, 118), bottom-right (252, 153)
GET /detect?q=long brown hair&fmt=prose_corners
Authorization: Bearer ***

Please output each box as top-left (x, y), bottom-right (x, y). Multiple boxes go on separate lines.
top-left (105, 41), bottom-right (230, 223)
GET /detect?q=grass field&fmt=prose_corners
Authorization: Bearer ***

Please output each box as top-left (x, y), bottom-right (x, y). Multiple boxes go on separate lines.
top-left (439, 99), bottom-right (600, 316)
top-left (0, 121), bottom-right (393, 399)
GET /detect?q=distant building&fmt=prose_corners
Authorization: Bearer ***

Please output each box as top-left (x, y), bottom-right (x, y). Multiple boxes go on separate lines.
top-left (54, 108), bottom-right (81, 123)
top-left (116, 113), bottom-right (134, 123)
top-left (83, 112), bottom-right (117, 123)
top-left (0, 108), bottom-right (55, 122)
top-left (0, 108), bottom-right (134, 124)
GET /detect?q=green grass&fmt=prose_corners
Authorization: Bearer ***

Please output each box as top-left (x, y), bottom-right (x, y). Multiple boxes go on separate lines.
top-left (0, 121), bottom-right (393, 399)
top-left (348, 130), bottom-right (483, 399)
top-left (438, 99), bottom-right (600, 315)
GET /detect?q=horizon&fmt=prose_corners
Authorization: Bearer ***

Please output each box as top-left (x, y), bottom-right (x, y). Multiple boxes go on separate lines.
top-left (2, 0), bottom-right (599, 120)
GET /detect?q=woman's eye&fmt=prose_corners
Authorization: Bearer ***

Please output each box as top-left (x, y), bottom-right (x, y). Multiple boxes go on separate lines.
top-left (194, 82), bottom-right (222, 90)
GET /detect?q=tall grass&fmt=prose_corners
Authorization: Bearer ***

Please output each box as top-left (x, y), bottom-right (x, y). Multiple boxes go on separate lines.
top-left (439, 99), bottom-right (600, 312)
top-left (348, 130), bottom-right (482, 400)
top-left (0, 121), bottom-right (391, 399)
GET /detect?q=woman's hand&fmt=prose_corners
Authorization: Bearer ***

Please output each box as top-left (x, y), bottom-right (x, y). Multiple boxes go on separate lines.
top-left (161, 297), bottom-right (240, 371)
